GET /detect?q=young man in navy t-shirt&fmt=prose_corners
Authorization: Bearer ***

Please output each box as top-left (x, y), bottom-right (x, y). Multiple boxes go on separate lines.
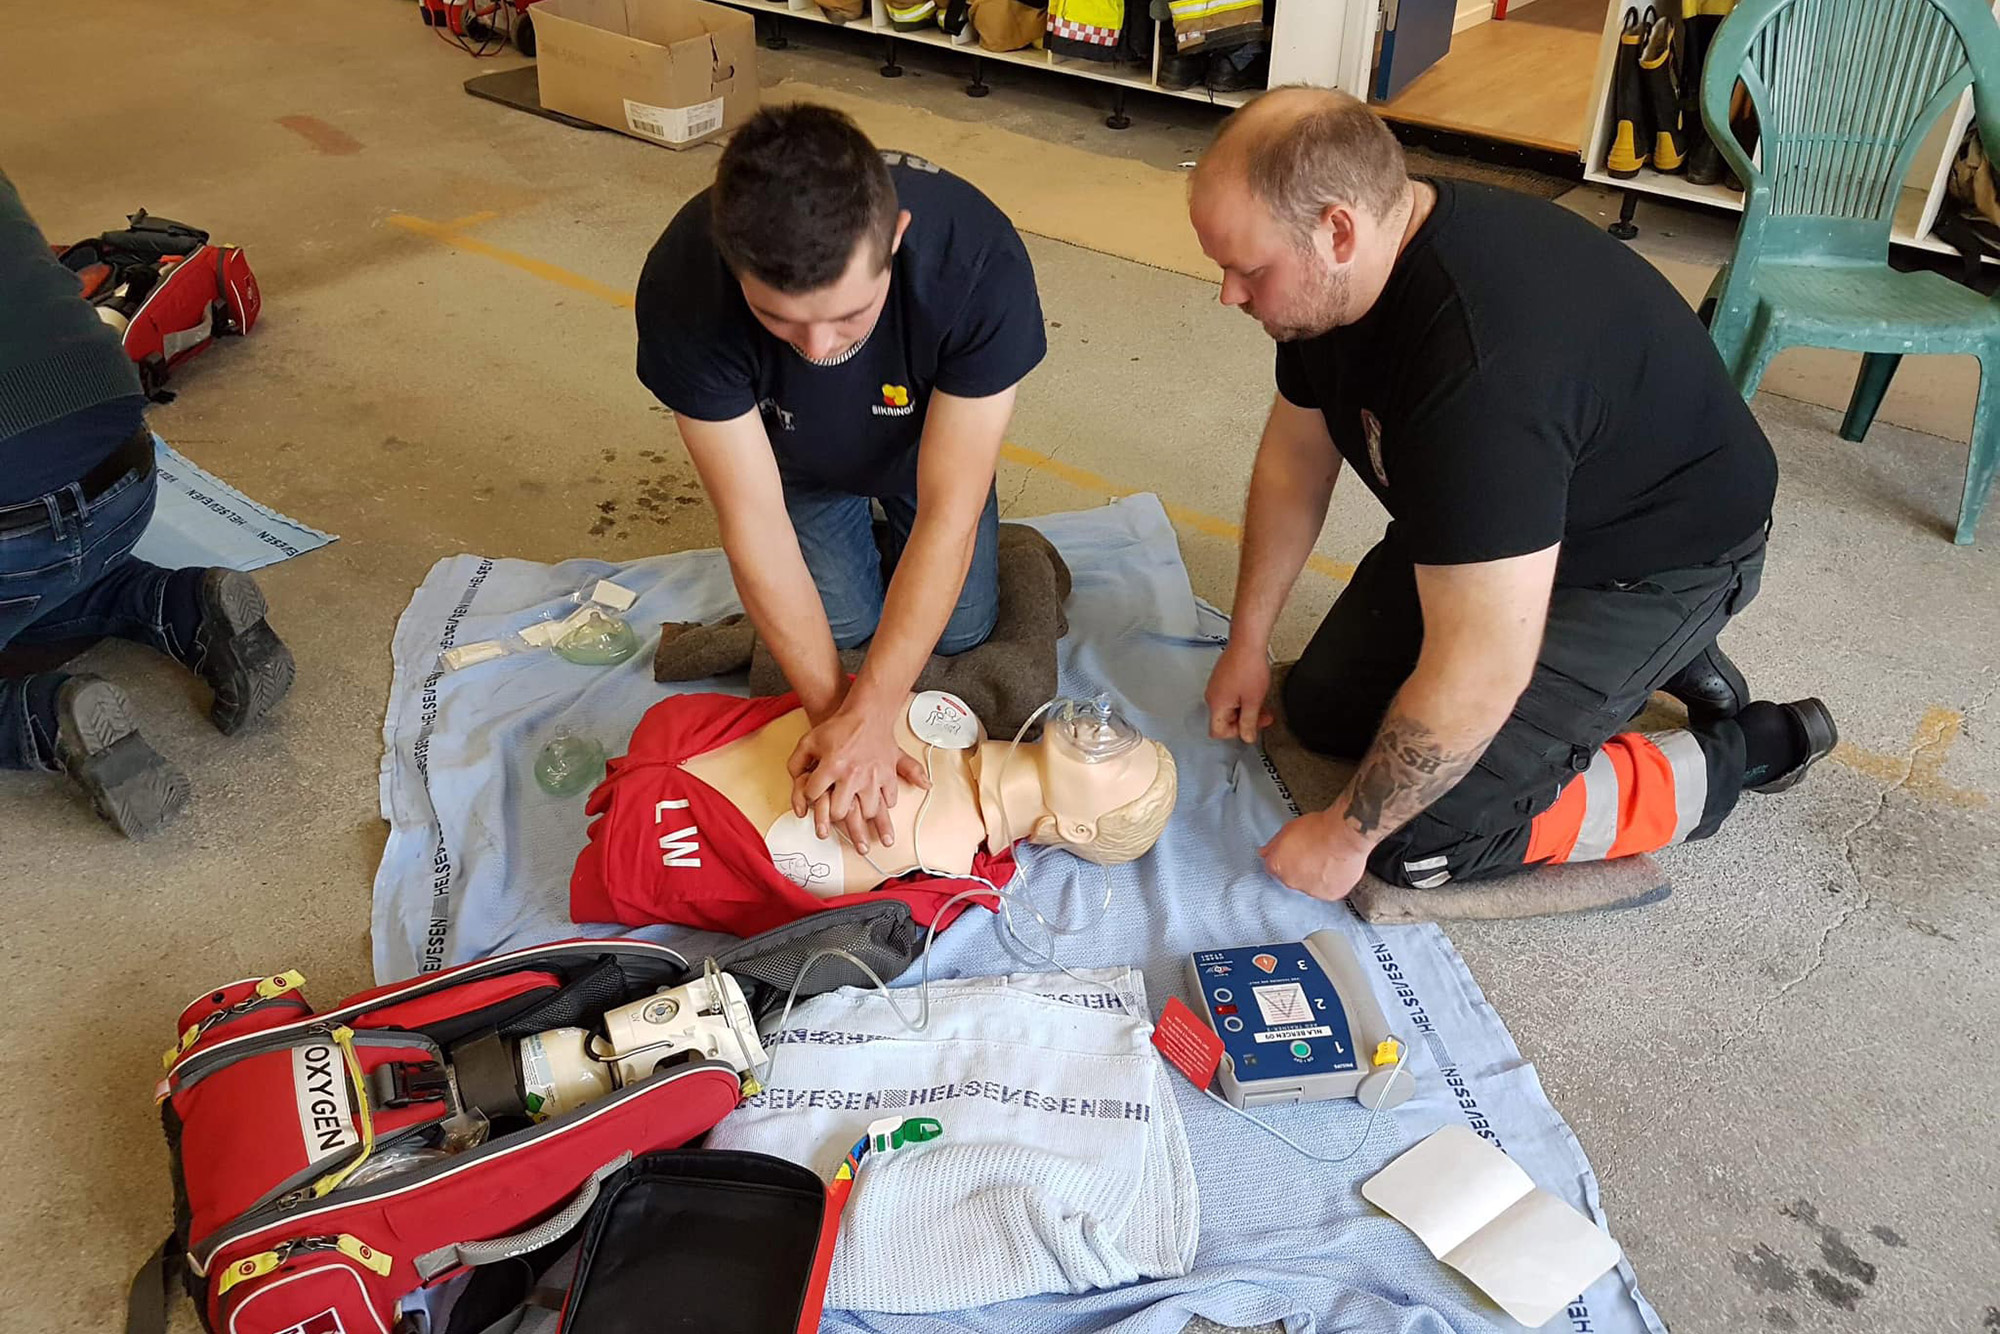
top-left (635, 103), bottom-right (1045, 856)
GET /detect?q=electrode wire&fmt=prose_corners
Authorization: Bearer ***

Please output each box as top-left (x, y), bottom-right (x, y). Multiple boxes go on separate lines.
top-left (1198, 1045), bottom-right (1411, 1165)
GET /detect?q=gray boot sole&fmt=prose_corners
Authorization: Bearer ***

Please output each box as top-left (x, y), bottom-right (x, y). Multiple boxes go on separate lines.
top-left (58, 677), bottom-right (191, 839)
top-left (200, 569), bottom-right (296, 735)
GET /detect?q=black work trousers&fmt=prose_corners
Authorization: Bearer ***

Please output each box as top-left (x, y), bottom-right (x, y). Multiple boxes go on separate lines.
top-left (1281, 531), bottom-right (1767, 887)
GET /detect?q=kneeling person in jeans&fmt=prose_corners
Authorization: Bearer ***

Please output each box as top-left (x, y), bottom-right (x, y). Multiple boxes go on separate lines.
top-left (635, 103), bottom-right (1045, 855)
top-left (2, 172), bottom-right (294, 837)
top-left (1190, 90), bottom-right (1836, 902)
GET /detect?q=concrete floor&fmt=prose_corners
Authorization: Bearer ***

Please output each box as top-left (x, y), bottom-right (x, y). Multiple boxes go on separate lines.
top-left (3, 4), bottom-right (1998, 1332)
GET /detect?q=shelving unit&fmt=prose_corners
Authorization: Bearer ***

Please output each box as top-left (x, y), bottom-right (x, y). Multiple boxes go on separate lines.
top-left (710, 0), bottom-right (1376, 123)
top-left (1576, 0), bottom-right (1990, 261)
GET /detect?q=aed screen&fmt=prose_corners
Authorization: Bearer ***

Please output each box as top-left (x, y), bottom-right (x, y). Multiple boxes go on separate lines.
top-left (1252, 982), bottom-right (1312, 1027)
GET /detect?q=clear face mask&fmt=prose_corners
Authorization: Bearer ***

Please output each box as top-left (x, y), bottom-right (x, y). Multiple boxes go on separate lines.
top-left (1046, 695), bottom-right (1143, 764)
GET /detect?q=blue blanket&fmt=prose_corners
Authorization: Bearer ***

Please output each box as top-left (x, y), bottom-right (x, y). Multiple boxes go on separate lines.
top-left (132, 437), bottom-right (336, 571)
top-left (374, 495), bottom-right (1665, 1334)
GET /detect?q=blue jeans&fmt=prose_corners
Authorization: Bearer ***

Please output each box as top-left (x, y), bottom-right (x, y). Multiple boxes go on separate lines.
top-left (783, 484), bottom-right (1001, 654)
top-left (0, 465), bottom-right (182, 772)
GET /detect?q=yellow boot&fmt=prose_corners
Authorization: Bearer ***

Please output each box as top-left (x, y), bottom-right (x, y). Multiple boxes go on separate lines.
top-left (1605, 8), bottom-right (1651, 179)
top-left (1639, 10), bottom-right (1687, 173)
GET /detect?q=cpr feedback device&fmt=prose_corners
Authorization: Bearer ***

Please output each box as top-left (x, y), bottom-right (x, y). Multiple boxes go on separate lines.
top-left (1185, 931), bottom-right (1414, 1111)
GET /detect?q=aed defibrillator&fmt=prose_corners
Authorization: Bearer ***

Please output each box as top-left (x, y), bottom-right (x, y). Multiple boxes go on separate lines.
top-left (1185, 930), bottom-right (1414, 1111)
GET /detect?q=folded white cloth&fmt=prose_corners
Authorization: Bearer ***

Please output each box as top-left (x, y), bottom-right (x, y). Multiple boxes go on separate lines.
top-left (709, 967), bottom-right (1199, 1314)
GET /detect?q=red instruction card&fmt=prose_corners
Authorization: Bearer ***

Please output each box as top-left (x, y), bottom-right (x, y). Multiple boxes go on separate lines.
top-left (1152, 996), bottom-right (1225, 1090)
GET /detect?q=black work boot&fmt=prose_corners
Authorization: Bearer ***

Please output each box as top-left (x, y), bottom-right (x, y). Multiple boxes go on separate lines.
top-left (1748, 699), bottom-right (1839, 794)
top-left (1684, 135), bottom-right (1725, 186)
top-left (54, 675), bottom-right (191, 839)
top-left (1206, 49), bottom-right (1268, 92)
top-left (1158, 50), bottom-right (1207, 90)
top-left (1661, 642), bottom-right (1749, 725)
top-left (190, 569), bottom-right (295, 735)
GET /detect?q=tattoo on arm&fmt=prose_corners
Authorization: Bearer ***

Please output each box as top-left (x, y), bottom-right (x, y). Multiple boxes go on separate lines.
top-left (1342, 712), bottom-right (1495, 840)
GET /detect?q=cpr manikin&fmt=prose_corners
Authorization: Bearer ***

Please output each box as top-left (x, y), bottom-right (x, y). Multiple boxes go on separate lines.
top-left (694, 692), bottom-right (1174, 895)
top-left (570, 691), bottom-right (1178, 937)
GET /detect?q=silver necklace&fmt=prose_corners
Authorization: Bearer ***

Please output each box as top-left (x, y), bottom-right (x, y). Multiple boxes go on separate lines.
top-left (790, 317), bottom-right (878, 367)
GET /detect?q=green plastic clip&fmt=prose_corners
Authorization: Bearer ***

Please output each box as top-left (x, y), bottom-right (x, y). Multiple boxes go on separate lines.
top-left (866, 1116), bottom-right (944, 1155)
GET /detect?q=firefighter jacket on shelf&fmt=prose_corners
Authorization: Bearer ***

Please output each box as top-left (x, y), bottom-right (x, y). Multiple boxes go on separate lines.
top-left (1046, 0), bottom-right (1123, 60)
top-left (969, 0), bottom-right (1048, 51)
top-left (886, 0), bottom-right (939, 30)
top-left (1168, 0), bottom-right (1264, 53)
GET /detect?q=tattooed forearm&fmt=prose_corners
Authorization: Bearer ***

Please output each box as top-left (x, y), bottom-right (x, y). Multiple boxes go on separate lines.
top-left (1341, 711), bottom-right (1495, 840)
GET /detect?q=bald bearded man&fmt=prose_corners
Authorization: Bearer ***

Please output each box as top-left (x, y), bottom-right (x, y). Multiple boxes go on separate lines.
top-left (1189, 88), bottom-right (1835, 905)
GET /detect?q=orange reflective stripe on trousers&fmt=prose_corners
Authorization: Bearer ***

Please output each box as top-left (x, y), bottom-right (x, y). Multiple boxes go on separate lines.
top-left (1526, 730), bottom-right (1710, 865)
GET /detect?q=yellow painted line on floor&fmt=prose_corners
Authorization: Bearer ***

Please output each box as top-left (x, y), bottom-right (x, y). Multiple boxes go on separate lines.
top-left (386, 212), bottom-right (635, 309)
top-left (1832, 706), bottom-right (1986, 807)
top-left (387, 211), bottom-right (1353, 581)
top-left (437, 209), bottom-right (500, 231)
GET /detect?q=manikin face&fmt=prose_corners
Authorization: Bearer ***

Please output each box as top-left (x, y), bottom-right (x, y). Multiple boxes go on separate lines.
top-left (1190, 169), bottom-right (1353, 343)
top-left (1021, 733), bottom-right (1166, 852)
top-left (735, 210), bottom-right (912, 365)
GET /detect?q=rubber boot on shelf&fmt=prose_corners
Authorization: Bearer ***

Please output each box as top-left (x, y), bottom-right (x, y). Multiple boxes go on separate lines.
top-left (1638, 9), bottom-right (1685, 173)
top-left (1605, 8), bottom-right (1651, 180)
top-left (1680, 6), bottom-right (1728, 185)
top-left (1684, 120), bottom-right (1726, 184)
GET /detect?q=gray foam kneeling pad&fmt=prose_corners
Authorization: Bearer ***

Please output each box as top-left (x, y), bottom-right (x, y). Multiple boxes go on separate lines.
top-left (1346, 858), bottom-right (1672, 924)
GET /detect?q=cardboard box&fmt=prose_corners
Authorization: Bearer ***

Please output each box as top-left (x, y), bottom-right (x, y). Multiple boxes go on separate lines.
top-left (533, 0), bottom-right (758, 150)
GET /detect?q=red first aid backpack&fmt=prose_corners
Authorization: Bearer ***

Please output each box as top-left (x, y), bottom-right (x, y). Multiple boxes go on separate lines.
top-left (58, 210), bottom-right (261, 400)
top-left (136, 941), bottom-right (758, 1334)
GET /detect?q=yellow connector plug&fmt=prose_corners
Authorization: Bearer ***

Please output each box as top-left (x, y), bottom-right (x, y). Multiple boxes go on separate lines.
top-left (1373, 1038), bottom-right (1403, 1067)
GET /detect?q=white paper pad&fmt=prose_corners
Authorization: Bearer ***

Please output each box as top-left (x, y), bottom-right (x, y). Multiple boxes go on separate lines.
top-left (1363, 1125), bottom-right (1623, 1328)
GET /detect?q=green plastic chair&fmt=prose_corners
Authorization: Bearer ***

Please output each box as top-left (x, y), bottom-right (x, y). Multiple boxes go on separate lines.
top-left (1703, 0), bottom-right (2000, 543)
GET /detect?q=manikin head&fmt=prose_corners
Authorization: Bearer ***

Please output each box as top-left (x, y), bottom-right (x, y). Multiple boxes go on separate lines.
top-left (710, 103), bottom-right (913, 365)
top-left (1188, 87), bottom-right (1414, 343)
top-left (988, 699), bottom-right (1179, 866)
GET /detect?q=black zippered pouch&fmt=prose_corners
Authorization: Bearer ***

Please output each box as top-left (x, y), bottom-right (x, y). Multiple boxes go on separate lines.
top-left (561, 1150), bottom-right (834, 1334)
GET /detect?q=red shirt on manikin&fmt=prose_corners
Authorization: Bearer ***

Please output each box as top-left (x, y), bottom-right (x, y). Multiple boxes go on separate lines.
top-left (571, 691), bottom-right (1013, 937)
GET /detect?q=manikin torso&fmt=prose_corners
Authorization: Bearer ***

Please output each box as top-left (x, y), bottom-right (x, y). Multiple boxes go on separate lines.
top-left (680, 696), bottom-right (1163, 896)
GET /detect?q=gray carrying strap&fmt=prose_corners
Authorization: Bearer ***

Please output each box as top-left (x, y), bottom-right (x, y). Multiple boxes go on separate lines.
top-left (415, 1153), bottom-right (630, 1282)
top-left (468, 1286), bottom-right (569, 1334)
top-left (124, 1235), bottom-right (179, 1334)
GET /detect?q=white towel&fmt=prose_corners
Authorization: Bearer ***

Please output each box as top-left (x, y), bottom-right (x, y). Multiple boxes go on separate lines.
top-left (708, 968), bottom-right (1200, 1314)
